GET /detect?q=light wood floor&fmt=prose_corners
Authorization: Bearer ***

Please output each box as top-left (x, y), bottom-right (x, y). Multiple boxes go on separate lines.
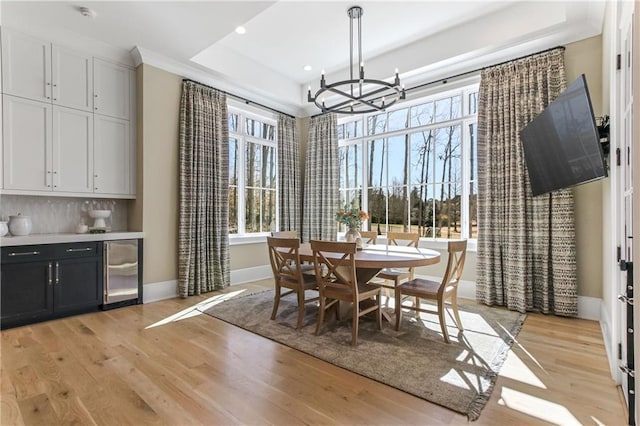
top-left (1, 280), bottom-right (627, 425)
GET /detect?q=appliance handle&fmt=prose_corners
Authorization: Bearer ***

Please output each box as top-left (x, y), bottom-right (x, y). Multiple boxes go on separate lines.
top-left (66, 247), bottom-right (93, 253)
top-left (103, 243), bottom-right (109, 303)
top-left (8, 251), bottom-right (40, 257)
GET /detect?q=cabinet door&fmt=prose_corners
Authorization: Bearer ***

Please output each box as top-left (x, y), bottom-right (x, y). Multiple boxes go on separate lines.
top-left (1, 29), bottom-right (52, 103)
top-left (54, 257), bottom-right (103, 313)
top-left (94, 115), bottom-right (130, 195)
top-left (52, 46), bottom-right (93, 112)
top-left (93, 58), bottom-right (130, 119)
top-left (0, 260), bottom-right (54, 328)
top-left (3, 95), bottom-right (53, 191)
top-left (52, 106), bottom-right (93, 193)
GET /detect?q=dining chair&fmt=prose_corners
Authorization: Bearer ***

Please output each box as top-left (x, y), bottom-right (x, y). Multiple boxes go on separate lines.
top-left (360, 231), bottom-right (378, 245)
top-left (376, 232), bottom-right (421, 301)
top-left (271, 231), bottom-right (315, 273)
top-left (394, 240), bottom-right (467, 343)
top-left (311, 240), bottom-right (382, 346)
top-left (267, 236), bottom-right (319, 330)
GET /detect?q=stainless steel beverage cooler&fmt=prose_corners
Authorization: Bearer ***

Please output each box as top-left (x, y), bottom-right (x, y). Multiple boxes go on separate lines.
top-left (103, 239), bottom-right (139, 307)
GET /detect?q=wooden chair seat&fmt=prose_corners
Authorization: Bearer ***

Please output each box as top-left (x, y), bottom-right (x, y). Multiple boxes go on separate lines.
top-left (395, 240), bottom-right (467, 344)
top-left (395, 277), bottom-right (440, 296)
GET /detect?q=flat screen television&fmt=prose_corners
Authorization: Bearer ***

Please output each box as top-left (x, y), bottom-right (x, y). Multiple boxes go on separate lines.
top-left (520, 74), bottom-right (607, 196)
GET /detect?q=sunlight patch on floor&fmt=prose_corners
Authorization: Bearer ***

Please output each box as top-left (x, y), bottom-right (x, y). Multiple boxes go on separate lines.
top-left (498, 386), bottom-right (581, 425)
top-left (440, 368), bottom-right (474, 391)
top-left (498, 349), bottom-right (546, 388)
top-left (145, 289), bottom-right (247, 329)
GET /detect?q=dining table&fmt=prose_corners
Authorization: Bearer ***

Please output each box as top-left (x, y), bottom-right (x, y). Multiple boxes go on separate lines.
top-left (296, 242), bottom-right (441, 284)
top-left (296, 242), bottom-right (440, 321)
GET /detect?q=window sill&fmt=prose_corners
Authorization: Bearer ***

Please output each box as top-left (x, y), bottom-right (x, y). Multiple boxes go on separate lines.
top-left (229, 234), bottom-right (269, 246)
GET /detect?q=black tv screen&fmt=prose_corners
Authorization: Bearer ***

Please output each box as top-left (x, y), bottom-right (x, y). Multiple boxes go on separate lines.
top-left (520, 74), bottom-right (607, 196)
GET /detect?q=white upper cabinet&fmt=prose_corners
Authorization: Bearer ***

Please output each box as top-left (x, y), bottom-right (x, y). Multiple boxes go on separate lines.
top-left (1, 29), bottom-right (93, 112)
top-left (94, 58), bottom-right (130, 120)
top-left (52, 106), bottom-right (93, 193)
top-left (1, 28), bottom-right (135, 198)
top-left (1, 29), bottom-right (52, 103)
top-left (94, 115), bottom-right (130, 195)
top-left (52, 46), bottom-right (93, 112)
top-left (3, 95), bottom-right (53, 191)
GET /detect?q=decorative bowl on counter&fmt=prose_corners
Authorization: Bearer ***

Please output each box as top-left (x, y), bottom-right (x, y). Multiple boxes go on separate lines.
top-left (89, 210), bottom-right (111, 229)
top-left (8, 214), bottom-right (32, 236)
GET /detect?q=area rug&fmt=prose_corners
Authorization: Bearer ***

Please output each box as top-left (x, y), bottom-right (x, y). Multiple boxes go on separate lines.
top-left (202, 290), bottom-right (526, 421)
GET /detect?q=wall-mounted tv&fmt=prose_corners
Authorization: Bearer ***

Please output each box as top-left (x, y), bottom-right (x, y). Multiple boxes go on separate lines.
top-left (520, 74), bottom-right (607, 197)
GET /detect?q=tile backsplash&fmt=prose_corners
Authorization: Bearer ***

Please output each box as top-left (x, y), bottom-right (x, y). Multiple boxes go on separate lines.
top-left (0, 195), bottom-right (128, 234)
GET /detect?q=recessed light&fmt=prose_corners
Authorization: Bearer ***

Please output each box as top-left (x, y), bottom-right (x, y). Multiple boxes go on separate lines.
top-left (235, 26), bottom-right (246, 35)
top-left (303, 65), bottom-right (313, 71)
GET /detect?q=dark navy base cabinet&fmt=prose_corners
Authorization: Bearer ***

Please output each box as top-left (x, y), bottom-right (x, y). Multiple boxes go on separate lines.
top-left (1, 242), bottom-right (103, 329)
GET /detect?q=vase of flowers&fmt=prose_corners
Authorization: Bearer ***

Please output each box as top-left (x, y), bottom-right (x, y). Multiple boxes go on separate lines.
top-left (335, 206), bottom-right (369, 248)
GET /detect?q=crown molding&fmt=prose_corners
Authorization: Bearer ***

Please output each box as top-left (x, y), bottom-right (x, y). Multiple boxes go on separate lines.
top-left (131, 46), bottom-right (305, 117)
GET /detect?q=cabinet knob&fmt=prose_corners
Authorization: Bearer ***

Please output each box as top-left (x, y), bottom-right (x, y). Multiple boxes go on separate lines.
top-left (53, 84), bottom-right (57, 87)
top-left (95, 107), bottom-right (98, 110)
top-left (53, 171), bottom-right (57, 174)
top-left (47, 171), bottom-right (51, 174)
top-left (53, 98), bottom-right (57, 101)
top-left (94, 94), bottom-right (98, 98)
top-left (46, 96), bottom-right (51, 99)
top-left (94, 174), bottom-right (98, 178)
top-left (47, 82), bottom-right (51, 86)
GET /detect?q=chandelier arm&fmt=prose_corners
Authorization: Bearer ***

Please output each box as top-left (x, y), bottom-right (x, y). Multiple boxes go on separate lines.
top-left (326, 87), bottom-right (385, 112)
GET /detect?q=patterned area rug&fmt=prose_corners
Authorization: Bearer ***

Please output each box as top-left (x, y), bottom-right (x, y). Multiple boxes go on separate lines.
top-left (203, 290), bottom-right (525, 421)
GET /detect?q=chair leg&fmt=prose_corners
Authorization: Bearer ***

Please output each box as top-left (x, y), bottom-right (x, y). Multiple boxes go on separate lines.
top-left (376, 294), bottom-right (382, 331)
top-left (316, 297), bottom-right (325, 336)
top-left (352, 302), bottom-right (359, 346)
top-left (451, 293), bottom-right (464, 332)
top-left (271, 284), bottom-right (281, 320)
top-left (438, 299), bottom-right (450, 344)
top-left (415, 296), bottom-right (421, 318)
top-left (296, 288), bottom-right (305, 330)
top-left (395, 288), bottom-right (402, 331)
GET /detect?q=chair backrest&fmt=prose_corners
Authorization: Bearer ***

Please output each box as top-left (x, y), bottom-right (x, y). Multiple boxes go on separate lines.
top-left (310, 240), bottom-right (358, 296)
top-left (271, 231), bottom-right (299, 238)
top-left (267, 236), bottom-right (304, 285)
top-left (360, 231), bottom-right (378, 245)
top-left (439, 240), bottom-right (468, 296)
top-left (387, 231), bottom-right (420, 248)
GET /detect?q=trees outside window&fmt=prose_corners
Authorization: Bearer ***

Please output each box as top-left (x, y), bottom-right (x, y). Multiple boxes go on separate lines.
top-left (229, 108), bottom-right (277, 235)
top-left (337, 83), bottom-right (479, 239)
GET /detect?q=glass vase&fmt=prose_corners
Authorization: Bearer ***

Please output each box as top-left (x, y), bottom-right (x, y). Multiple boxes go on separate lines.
top-left (345, 227), bottom-right (363, 249)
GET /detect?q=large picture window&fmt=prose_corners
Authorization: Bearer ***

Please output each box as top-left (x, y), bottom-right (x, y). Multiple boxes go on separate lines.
top-left (229, 106), bottom-right (278, 235)
top-left (338, 83), bottom-right (479, 240)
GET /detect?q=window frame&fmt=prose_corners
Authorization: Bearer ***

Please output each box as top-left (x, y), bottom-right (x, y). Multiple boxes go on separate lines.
top-left (228, 102), bottom-right (278, 243)
top-left (337, 80), bottom-right (480, 245)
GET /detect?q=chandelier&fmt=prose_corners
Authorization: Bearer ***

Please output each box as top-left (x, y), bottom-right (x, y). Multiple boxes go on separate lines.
top-left (307, 6), bottom-right (405, 115)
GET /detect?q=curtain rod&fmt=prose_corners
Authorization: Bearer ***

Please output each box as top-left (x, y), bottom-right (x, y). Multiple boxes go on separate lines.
top-left (182, 78), bottom-right (295, 119)
top-left (310, 45), bottom-right (565, 119)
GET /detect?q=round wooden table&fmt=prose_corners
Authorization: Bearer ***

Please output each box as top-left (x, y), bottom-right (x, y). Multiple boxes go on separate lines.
top-left (297, 242), bottom-right (440, 284)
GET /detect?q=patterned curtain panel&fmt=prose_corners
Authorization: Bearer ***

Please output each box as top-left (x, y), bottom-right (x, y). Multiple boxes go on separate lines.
top-left (277, 115), bottom-right (301, 232)
top-left (178, 80), bottom-right (230, 297)
top-left (302, 114), bottom-right (339, 242)
top-left (476, 48), bottom-right (578, 316)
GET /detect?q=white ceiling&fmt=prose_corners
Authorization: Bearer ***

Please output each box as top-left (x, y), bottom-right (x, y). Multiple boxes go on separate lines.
top-left (1, 1), bottom-right (606, 116)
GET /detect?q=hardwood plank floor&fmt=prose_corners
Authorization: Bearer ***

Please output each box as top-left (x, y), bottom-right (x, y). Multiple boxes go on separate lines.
top-left (1, 280), bottom-right (626, 425)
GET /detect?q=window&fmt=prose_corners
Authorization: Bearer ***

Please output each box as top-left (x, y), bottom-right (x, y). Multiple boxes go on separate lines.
top-left (228, 106), bottom-right (278, 236)
top-left (338, 82), bottom-right (479, 240)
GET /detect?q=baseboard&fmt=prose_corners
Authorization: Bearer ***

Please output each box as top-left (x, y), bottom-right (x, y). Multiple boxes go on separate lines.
top-left (600, 301), bottom-right (620, 381)
top-left (414, 274), bottom-right (601, 320)
top-left (230, 265), bottom-right (272, 285)
top-left (577, 296), bottom-right (601, 321)
top-left (142, 266), bottom-right (272, 304)
top-left (143, 280), bottom-right (178, 303)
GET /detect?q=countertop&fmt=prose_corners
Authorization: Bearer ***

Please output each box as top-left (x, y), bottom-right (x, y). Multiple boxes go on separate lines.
top-left (0, 232), bottom-right (144, 247)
